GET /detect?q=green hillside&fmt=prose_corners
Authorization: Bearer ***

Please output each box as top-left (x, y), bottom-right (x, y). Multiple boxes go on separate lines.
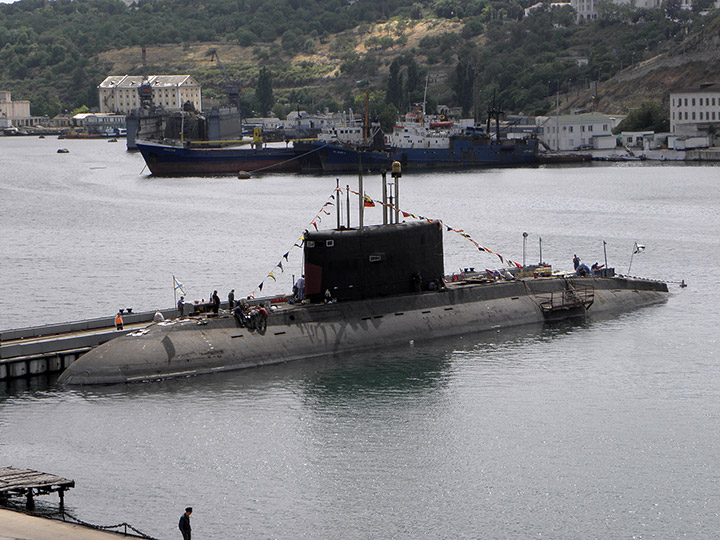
top-left (1, 0), bottom-right (718, 122)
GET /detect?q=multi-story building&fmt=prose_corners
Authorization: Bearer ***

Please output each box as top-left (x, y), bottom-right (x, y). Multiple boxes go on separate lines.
top-left (670, 82), bottom-right (720, 135)
top-left (0, 91), bottom-right (44, 129)
top-left (537, 113), bottom-right (621, 151)
top-left (571, 0), bottom-right (664, 21)
top-left (97, 75), bottom-right (202, 114)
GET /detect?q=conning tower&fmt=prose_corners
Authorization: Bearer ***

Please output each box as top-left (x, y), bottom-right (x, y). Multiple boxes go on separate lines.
top-left (303, 220), bottom-right (444, 303)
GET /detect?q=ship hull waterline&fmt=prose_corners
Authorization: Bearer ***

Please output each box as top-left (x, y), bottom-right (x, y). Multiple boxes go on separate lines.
top-left (136, 141), bottom-right (301, 176)
top-left (58, 276), bottom-right (668, 386)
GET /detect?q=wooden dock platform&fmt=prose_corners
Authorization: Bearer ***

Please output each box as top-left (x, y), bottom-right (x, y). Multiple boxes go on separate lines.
top-left (0, 467), bottom-right (75, 509)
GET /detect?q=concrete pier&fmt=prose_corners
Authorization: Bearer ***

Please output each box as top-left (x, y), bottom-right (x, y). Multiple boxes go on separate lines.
top-left (0, 509), bottom-right (134, 539)
top-left (0, 308), bottom-right (177, 381)
top-left (1, 302), bottom-right (239, 381)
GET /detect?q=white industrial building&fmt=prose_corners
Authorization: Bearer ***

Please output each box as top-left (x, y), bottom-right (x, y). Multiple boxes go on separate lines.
top-left (670, 82), bottom-right (720, 135)
top-left (0, 91), bottom-right (46, 129)
top-left (98, 75), bottom-right (202, 114)
top-left (537, 113), bottom-right (622, 151)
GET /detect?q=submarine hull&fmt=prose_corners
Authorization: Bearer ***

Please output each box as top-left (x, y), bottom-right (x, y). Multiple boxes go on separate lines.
top-left (58, 276), bottom-right (668, 385)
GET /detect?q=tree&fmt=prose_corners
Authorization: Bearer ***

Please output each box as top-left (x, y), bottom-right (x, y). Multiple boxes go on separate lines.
top-left (386, 58), bottom-right (404, 109)
top-left (612, 102), bottom-right (670, 134)
top-left (406, 58), bottom-right (420, 96)
top-left (255, 67), bottom-right (274, 116)
top-left (453, 57), bottom-right (475, 116)
top-left (378, 103), bottom-right (399, 132)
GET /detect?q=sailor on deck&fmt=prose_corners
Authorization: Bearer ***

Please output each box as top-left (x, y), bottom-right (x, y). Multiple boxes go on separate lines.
top-left (295, 275), bottom-right (305, 302)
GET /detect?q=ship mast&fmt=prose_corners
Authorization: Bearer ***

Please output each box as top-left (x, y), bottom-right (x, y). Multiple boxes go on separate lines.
top-left (486, 90), bottom-right (503, 141)
top-left (363, 90), bottom-right (369, 142)
top-left (422, 73), bottom-right (429, 116)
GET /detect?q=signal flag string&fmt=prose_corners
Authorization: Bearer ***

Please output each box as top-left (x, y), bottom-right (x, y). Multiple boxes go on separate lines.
top-left (347, 189), bottom-right (523, 269)
top-left (247, 186), bottom-right (523, 300)
top-left (248, 186), bottom-right (342, 299)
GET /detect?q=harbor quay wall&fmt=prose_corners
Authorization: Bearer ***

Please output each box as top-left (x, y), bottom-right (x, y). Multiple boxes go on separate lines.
top-left (685, 149), bottom-right (720, 161)
top-left (0, 307), bottom-right (180, 381)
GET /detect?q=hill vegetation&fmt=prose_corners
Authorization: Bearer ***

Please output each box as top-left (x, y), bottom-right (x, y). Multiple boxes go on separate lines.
top-left (1, 0), bottom-right (719, 125)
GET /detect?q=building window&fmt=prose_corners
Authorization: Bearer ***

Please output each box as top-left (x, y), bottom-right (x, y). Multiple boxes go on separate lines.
top-left (568, 126), bottom-right (573, 132)
top-left (692, 98), bottom-right (695, 106)
top-left (699, 98), bottom-right (703, 106)
top-left (714, 112), bottom-right (717, 120)
top-left (603, 124), bottom-right (608, 131)
top-left (692, 112), bottom-right (696, 120)
top-left (685, 98), bottom-right (688, 106)
top-left (588, 125), bottom-right (593, 132)
top-left (700, 112), bottom-right (704, 120)
top-left (713, 98), bottom-right (717, 106)
top-left (685, 112), bottom-right (688, 119)
top-left (672, 112), bottom-right (675, 120)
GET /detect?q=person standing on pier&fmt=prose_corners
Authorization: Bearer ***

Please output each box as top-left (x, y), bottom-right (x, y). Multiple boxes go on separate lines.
top-left (212, 290), bottom-right (220, 314)
top-left (179, 507), bottom-right (192, 540)
top-left (228, 289), bottom-right (235, 309)
top-left (115, 311), bottom-right (123, 330)
top-left (177, 296), bottom-right (184, 316)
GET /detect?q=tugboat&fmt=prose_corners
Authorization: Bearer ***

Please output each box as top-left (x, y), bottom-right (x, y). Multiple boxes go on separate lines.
top-left (58, 164), bottom-right (667, 386)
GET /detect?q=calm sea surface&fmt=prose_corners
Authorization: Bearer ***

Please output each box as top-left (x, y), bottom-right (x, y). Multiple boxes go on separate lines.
top-left (1, 137), bottom-right (719, 539)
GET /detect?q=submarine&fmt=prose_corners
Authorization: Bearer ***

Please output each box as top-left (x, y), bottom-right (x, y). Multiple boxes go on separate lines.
top-left (58, 169), bottom-right (669, 386)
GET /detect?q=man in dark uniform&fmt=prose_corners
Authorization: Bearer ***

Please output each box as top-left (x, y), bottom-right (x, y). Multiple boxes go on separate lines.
top-left (212, 290), bottom-right (220, 314)
top-left (179, 507), bottom-right (192, 540)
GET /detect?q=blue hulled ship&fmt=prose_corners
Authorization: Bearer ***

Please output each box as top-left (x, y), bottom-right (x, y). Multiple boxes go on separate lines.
top-left (296, 111), bottom-right (539, 173)
top-left (387, 114), bottom-right (538, 170)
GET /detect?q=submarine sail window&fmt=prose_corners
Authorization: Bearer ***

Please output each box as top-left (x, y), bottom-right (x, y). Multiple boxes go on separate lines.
top-left (326, 240), bottom-right (335, 247)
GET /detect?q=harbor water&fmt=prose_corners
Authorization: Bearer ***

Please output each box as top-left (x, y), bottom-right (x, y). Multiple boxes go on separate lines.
top-left (1, 137), bottom-right (719, 539)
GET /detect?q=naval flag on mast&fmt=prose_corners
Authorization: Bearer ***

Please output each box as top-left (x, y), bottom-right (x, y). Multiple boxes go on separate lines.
top-left (173, 275), bottom-right (186, 296)
top-left (628, 242), bottom-right (646, 274)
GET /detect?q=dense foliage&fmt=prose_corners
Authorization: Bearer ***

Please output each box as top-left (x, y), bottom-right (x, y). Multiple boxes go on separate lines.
top-left (0, 0), bottom-right (715, 119)
top-left (613, 101), bottom-right (670, 133)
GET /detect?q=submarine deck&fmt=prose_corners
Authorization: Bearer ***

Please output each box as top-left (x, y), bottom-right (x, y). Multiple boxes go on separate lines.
top-left (56, 274), bottom-right (670, 386)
